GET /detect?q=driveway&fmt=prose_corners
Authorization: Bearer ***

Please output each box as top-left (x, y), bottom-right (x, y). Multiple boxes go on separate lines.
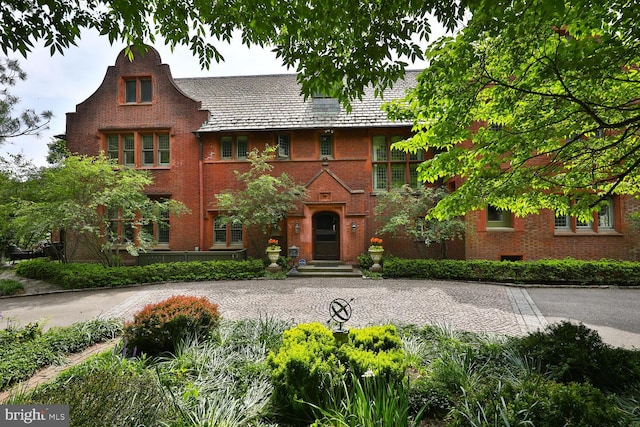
top-left (1, 276), bottom-right (638, 349)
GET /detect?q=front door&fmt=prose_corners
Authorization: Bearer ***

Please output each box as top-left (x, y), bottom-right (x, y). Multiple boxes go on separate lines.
top-left (313, 212), bottom-right (340, 260)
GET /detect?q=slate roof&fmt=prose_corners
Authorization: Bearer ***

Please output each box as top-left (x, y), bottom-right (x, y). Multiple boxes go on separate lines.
top-left (173, 71), bottom-right (419, 132)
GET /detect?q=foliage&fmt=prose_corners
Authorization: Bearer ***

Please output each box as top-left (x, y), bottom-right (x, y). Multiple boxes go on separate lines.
top-left (0, 58), bottom-right (51, 143)
top-left (122, 295), bottom-right (220, 357)
top-left (373, 185), bottom-right (465, 258)
top-left (0, 318), bottom-right (122, 391)
top-left (267, 322), bottom-right (406, 425)
top-left (215, 147), bottom-right (307, 254)
top-left (310, 373), bottom-right (419, 427)
top-left (0, 278), bottom-right (24, 296)
top-left (45, 137), bottom-right (68, 165)
top-left (10, 154), bottom-right (188, 266)
top-left (386, 0), bottom-right (640, 220)
top-left (8, 351), bottom-right (175, 427)
top-left (1, 0), bottom-right (467, 108)
top-left (14, 257), bottom-right (265, 288)
top-left (516, 320), bottom-right (640, 392)
top-left (382, 257), bottom-right (640, 286)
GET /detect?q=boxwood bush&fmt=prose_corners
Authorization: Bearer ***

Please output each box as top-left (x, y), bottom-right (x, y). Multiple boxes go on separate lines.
top-left (382, 257), bottom-right (640, 286)
top-left (268, 322), bottom-right (405, 425)
top-left (14, 258), bottom-right (265, 289)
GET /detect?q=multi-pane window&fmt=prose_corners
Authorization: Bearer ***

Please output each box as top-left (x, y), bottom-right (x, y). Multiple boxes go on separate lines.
top-left (320, 134), bottom-right (333, 158)
top-left (213, 217), bottom-right (243, 247)
top-left (107, 134), bottom-right (135, 166)
top-left (372, 135), bottom-right (424, 191)
top-left (141, 133), bottom-right (170, 166)
top-left (221, 136), bottom-right (248, 160)
top-left (124, 77), bottom-right (152, 103)
top-left (107, 207), bottom-right (134, 243)
top-left (142, 201), bottom-right (170, 245)
top-left (487, 205), bottom-right (512, 227)
top-left (278, 134), bottom-right (290, 158)
top-left (554, 197), bottom-right (615, 232)
top-left (106, 132), bottom-right (169, 167)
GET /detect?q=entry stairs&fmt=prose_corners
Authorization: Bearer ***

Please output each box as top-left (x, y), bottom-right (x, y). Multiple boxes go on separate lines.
top-left (292, 260), bottom-right (362, 278)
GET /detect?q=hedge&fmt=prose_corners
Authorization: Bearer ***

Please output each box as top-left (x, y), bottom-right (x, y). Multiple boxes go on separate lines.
top-left (382, 258), bottom-right (640, 286)
top-left (14, 258), bottom-right (265, 289)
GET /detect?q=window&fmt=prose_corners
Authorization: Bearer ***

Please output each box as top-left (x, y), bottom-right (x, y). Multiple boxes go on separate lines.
top-left (372, 135), bottom-right (424, 191)
top-left (107, 132), bottom-right (169, 167)
top-left (141, 133), bottom-right (170, 166)
top-left (220, 136), bottom-right (248, 160)
top-left (487, 206), bottom-right (512, 227)
top-left (278, 134), bottom-right (290, 158)
top-left (124, 77), bottom-right (152, 103)
top-left (142, 200), bottom-right (170, 245)
top-left (554, 197), bottom-right (616, 232)
top-left (320, 134), bottom-right (333, 158)
top-left (107, 134), bottom-right (135, 166)
top-left (213, 217), bottom-right (243, 247)
top-left (107, 207), bottom-right (134, 243)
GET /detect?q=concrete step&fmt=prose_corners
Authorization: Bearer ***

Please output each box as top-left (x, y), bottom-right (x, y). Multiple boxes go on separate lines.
top-left (291, 261), bottom-right (362, 277)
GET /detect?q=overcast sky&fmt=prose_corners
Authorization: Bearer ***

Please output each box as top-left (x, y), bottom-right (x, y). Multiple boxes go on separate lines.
top-left (2, 26), bottom-right (438, 166)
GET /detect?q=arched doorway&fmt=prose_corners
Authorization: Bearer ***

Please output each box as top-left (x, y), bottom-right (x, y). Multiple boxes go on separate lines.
top-left (313, 212), bottom-right (340, 260)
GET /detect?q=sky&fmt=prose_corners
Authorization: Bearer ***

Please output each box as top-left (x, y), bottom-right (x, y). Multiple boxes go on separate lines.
top-left (2, 27), bottom-right (437, 166)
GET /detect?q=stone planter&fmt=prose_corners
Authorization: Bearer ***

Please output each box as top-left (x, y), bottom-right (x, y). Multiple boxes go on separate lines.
top-left (368, 248), bottom-right (384, 272)
top-left (266, 248), bottom-right (281, 272)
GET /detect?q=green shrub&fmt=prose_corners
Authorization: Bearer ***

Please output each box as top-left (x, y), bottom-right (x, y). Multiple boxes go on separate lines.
top-left (122, 295), bottom-right (221, 357)
top-left (268, 322), bottom-right (406, 425)
top-left (451, 377), bottom-right (629, 427)
top-left (382, 257), bottom-right (640, 285)
top-left (10, 351), bottom-right (176, 427)
top-left (0, 278), bottom-right (24, 296)
top-left (516, 321), bottom-right (640, 392)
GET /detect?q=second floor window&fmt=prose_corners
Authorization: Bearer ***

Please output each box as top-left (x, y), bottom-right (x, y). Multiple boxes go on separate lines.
top-left (372, 135), bottom-right (424, 191)
top-left (221, 136), bottom-right (248, 160)
top-left (107, 132), bottom-right (170, 167)
top-left (320, 134), bottom-right (333, 158)
top-left (124, 77), bottom-right (152, 103)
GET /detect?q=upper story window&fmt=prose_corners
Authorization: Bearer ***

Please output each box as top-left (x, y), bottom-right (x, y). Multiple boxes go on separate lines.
top-left (221, 136), bottom-right (248, 160)
top-left (555, 197), bottom-right (616, 233)
top-left (487, 205), bottom-right (512, 228)
top-left (372, 135), bottom-right (424, 191)
top-left (124, 77), bottom-right (152, 103)
top-left (106, 131), bottom-right (170, 168)
top-left (320, 133), bottom-right (333, 158)
top-left (277, 134), bottom-right (290, 159)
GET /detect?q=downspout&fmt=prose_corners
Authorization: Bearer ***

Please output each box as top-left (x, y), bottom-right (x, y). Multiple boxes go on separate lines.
top-left (195, 132), bottom-right (205, 251)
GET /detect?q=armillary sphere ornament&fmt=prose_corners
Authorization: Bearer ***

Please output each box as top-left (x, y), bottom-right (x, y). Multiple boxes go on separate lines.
top-left (329, 298), bottom-right (353, 332)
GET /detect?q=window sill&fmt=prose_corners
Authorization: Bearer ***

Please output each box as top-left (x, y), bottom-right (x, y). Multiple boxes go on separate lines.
top-left (554, 230), bottom-right (622, 237)
top-left (139, 166), bottom-right (170, 170)
top-left (209, 245), bottom-right (244, 250)
top-left (486, 227), bottom-right (515, 232)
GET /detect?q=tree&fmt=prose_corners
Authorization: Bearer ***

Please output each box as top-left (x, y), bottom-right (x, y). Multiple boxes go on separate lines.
top-left (46, 137), bottom-right (68, 165)
top-left (214, 147), bottom-right (307, 254)
top-left (0, 58), bottom-right (52, 142)
top-left (11, 154), bottom-right (188, 265)
top-left (385, 0), bottom-right (640, 220)
top-left (1, 0), bottom-right (467, 108)
top-left (373, 185), bottom-right (464, 259)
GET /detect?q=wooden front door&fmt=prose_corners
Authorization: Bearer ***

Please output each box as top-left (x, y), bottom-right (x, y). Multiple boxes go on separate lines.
top-left (313, 212), bottom-right (340, 260)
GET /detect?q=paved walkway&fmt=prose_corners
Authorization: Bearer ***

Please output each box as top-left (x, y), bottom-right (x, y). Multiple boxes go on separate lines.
top-left (1, 273), bottom-right (546, 337)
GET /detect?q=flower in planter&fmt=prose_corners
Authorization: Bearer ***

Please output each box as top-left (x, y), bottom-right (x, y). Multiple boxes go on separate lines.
top-left (267, 238), bottom-right (281, 251)
top-left (369, 237), bottom-right (383, 251)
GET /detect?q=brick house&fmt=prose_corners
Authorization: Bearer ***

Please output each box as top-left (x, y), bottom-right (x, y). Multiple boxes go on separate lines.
top-left (65, 46), bottom-right (640, 263)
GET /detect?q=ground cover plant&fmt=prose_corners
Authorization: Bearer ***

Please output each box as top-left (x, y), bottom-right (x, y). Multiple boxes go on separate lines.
top-left (0, 278), bottom-right (23, 296)
top-left (0, 318), bottom-right (122, 391)
top-left (3, 311), bottom-right (640, 426)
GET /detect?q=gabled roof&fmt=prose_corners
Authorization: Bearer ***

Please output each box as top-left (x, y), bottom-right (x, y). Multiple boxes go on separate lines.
top-left (174, 71), bottom-right (419, 132)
